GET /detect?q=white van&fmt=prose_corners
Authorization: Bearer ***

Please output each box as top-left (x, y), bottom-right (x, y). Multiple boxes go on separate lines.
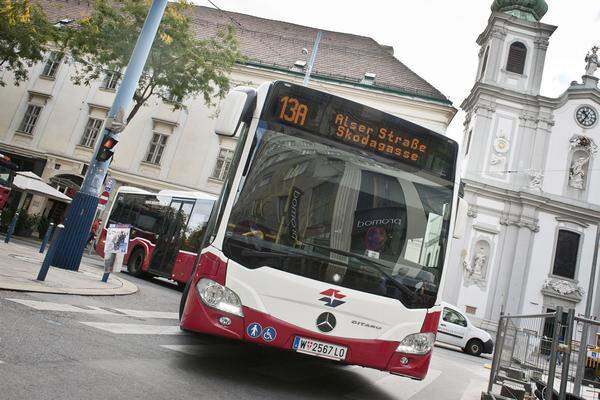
top-left (437, 302), bottom-right (494, 356)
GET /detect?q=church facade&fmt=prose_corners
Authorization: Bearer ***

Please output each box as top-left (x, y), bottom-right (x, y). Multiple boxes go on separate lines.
top-left (443, 0), bottom-right (600, 328)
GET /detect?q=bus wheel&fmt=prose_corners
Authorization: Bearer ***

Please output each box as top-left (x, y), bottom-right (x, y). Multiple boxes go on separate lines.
top-left (127, 249), bottom-right (145, 277)
top-left (465, 339), bottom-right (483, 356)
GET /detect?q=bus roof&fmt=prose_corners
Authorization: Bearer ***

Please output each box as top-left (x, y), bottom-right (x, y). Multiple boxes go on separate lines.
top-left (116, 186), bottom-right (217, 201)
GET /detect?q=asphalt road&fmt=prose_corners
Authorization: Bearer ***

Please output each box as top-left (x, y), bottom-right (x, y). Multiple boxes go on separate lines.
top-left (0, 267), bottom-right (490, 400)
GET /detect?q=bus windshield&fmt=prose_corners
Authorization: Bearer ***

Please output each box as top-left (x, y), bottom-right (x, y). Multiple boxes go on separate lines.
top-left (223, 122), bottom-right (454, 309)
top-left (108, 192), bottom-right (214, 253)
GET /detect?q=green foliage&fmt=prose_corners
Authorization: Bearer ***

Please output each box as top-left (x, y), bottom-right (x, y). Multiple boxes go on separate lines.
top-left (0, 205), bottom-right (16, 232)
top-left (66, 0), bottom-right (242, 123)
top-left (0, 0), bottom-right (55, 86)
top-left (37, 214), bottom-right (50, 238)
top-left (15, 211), bottom-right (39, 236)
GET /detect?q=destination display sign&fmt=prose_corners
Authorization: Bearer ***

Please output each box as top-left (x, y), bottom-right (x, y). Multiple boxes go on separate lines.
top-left (261, 81), bottom-right (458, 181)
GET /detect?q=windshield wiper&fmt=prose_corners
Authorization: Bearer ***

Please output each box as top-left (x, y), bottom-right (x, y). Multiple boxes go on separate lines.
top-left (299, 240), bottom-right (414, 296)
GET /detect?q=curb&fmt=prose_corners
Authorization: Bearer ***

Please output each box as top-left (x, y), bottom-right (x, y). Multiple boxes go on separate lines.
top-left (0, 265), bottom-right (138, 296)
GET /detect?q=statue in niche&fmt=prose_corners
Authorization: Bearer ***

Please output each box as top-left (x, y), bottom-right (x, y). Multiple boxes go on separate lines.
top-left (472, 247), bottom-right (488, 277)
top-left (585, 46), bottom-right (600, 76)
top-left (569, 155), bottom-right (590, 190)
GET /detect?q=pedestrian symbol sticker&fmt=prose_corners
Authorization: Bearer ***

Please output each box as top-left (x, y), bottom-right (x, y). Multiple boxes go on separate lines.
top-left (262, 326), bottom-right (277, 342)
top-left (247, 322), bottom-right (262, 338)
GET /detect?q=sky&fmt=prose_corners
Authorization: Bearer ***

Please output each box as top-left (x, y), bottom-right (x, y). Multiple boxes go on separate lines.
top-left (190, 0), bottom-right (600, 143)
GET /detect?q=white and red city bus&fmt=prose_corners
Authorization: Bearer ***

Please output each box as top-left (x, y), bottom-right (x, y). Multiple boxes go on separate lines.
top-left (96, 186), bottom-right (216, 286)
top-left (180, 81), bottom-right (466, 379)
top-left (0, 153), bottom-right (18, 211)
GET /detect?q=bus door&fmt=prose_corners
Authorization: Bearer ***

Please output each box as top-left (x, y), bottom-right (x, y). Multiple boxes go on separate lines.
top-left (148, 199), bottom-right (194, 276)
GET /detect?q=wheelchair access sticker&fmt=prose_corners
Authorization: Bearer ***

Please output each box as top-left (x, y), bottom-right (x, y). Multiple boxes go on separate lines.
top-left (262, 327), bottom-right (277, 342)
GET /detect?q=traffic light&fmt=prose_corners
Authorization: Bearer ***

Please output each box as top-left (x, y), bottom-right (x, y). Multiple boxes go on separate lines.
top-left (96, 135), bottom-right (118, 162)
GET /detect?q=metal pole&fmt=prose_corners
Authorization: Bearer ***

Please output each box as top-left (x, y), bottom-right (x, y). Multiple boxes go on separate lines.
top-left (303, 30), bottom-right (322, 86)
top-left (488, 315), bottom-right (506, 393)
top-left (574, 224), bottom-right (600, 395)
top-left (39, 223), bottom-right (55, 253)
top-left (4, 211), bottom-right (19, 243)
top-left (51, 0), bottom-right (168, 272)
top-left (37, 224), bottom-right (65, 281)
top-left (559, 309), bottom-right (575, 400)
top-left (546, 306), bottom-right (563, 400)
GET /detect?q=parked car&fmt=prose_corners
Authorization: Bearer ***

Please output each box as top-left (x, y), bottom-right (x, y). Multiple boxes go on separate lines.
top-left (437, 302), bottom-right (494, 356)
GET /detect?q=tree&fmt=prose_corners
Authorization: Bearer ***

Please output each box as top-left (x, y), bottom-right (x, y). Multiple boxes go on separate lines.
top-left (0, 0), bottom-right (54, 86)
top-left (67, 0), bottom-right (242, 124)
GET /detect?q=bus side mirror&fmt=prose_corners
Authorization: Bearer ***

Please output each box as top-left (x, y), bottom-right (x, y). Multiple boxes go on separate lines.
top-left (453, 197), bottom-right (469, 239)
top-left (215, 87), bottom-right (257, 137)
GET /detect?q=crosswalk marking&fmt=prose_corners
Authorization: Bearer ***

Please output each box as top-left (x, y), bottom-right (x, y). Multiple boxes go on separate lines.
top-left (7, 298), bottom-right (114, 314)
top-left (6, 298), bottom-right (178, 320)
top-left (80, 322), bottom-right (183, 335)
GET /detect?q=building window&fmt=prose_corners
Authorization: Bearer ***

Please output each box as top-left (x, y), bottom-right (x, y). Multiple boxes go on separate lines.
top-left (480, 46), bottom-right (489, 80)
top-left (145, 133), bottom-right (168, 165)
top-left (211, 148), bottom-right (234, 181)
top-left (41, 52), bottom-right (63, 78)
top-left (101, 71), bottom-right (121, 90)
top-left (79, 117), bottom-right (104, 148)
top-left (165, 91), bottom-right (182, 103)
top-left (552, 230), bottom-right (580, 280)
top-left (506, 42), bottom-right (527, 74)
top-left (17, 104), bottom-right (42, 134)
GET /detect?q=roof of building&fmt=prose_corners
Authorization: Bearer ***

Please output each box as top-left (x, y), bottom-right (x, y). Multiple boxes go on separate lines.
top-left (36, 0), bottom-right (451, 104)
top-left (491, 0), bottom-right (548, 22)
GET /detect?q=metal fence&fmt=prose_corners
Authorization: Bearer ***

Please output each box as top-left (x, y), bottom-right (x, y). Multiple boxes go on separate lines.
top-left (485, 307), bottom-right (600, 400)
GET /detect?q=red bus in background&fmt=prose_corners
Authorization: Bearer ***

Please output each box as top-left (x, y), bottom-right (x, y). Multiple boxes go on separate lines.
top-left (96, 186), bottom-right (216, 287)
top-left (0, 153), bottom-right (18, 211)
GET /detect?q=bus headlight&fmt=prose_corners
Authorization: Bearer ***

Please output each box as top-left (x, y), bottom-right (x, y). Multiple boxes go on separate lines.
top-left (196, 278), bottom-right (244, 317)
top-left (396, 332), bottom-right (435, 355)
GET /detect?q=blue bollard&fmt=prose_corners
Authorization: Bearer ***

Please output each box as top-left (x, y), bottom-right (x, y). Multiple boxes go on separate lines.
top-left (4, 211), bottom-right (20, 244)
top-left (39, 223), bottom-right (55, 253)
top-left (37, 224), bottom-right (65, 281)
top-left (101, 272), bottom-right (110, 283)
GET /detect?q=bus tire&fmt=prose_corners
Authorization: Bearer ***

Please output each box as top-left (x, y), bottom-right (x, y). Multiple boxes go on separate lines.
top-left (179, 279), bottom-right (191, 321)
top-left (465, 339), bottom-right (483, 356)
top-left (127, 248), bottom-right (145, 277)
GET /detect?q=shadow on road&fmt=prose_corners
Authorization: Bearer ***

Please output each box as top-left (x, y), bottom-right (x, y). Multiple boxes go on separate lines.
top-left (169, 336), bottom-right (398, 400)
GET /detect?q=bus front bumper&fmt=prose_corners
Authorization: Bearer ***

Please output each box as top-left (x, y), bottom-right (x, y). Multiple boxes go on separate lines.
top-left (180, 285), bottom-right (433, 380)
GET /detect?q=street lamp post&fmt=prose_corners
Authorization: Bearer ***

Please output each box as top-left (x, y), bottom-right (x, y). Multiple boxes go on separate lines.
top-left (51, 0), bottom-right (169, 271)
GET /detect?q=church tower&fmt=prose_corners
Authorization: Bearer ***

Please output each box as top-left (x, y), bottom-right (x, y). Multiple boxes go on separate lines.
top-left (461, 0), bottom-right (556, 188)
top-left (443, 0), bottom-right (560, 321)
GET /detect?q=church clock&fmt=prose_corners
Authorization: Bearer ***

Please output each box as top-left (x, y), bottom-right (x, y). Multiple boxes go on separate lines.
top-left (575, 105), bottom-right (598, 128)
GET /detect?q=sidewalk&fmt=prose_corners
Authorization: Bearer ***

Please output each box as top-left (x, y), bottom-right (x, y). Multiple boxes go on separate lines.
top-left (0, 240), bottom-right (137, 296)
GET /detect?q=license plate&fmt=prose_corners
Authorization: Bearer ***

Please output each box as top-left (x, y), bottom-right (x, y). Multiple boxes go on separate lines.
top-left (292, 336), bottom-right (347, 361)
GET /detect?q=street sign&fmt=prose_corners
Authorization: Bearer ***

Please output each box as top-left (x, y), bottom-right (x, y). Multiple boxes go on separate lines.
top-left (99, 191), bottom-right (110, 205)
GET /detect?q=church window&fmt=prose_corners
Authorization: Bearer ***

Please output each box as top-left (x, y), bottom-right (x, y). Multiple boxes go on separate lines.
top-left (480, 47), bottom-right (489, 80)
top-left (552, 230), bottom-right (580, 280)
top-left (506, 42), bottom-right (527, 74)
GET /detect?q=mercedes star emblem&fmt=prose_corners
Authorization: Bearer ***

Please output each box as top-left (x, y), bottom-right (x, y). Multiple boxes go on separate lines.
top-left (316, 312), bottom-right (336, 333)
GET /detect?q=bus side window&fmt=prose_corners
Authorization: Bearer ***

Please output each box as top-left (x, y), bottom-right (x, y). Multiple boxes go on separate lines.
top-left (182, 199), bottom-right (212, 252)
